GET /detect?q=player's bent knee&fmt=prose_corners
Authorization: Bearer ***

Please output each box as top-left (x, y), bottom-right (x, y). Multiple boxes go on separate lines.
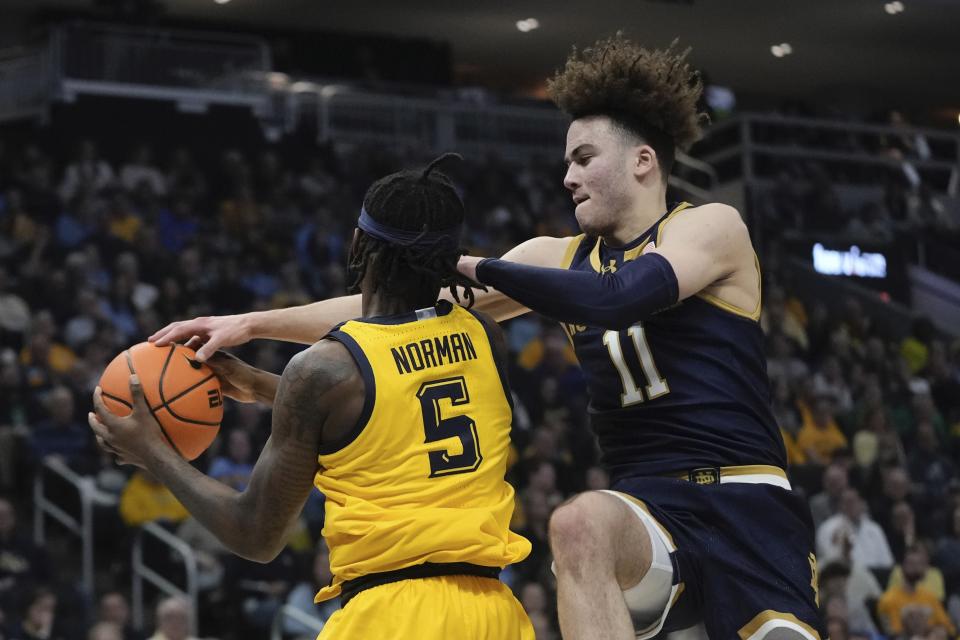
top-left (548, 493), bottom-right (619, 561)
top-left (549, 492), bottom-right (620, 545)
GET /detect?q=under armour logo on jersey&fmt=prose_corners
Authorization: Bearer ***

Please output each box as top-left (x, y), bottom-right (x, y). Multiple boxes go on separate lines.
top-left (600, 259), bottom-right (618, 274)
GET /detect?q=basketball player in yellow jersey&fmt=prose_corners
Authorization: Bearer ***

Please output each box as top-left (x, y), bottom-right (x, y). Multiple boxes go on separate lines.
top-left (88, 154), bottom-right (533, 639)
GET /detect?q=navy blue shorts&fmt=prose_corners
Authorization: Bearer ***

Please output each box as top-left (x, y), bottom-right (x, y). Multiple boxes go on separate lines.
top-left (611, 476), bottom-right (826, 639)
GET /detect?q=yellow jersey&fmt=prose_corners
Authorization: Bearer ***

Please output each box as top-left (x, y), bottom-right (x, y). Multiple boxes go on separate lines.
top-left (313, 301), bottom-right (530, 602)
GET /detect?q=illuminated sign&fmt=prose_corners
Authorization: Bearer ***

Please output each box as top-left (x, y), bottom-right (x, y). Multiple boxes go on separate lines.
top-left (812, 243), bottom-right (887, 278)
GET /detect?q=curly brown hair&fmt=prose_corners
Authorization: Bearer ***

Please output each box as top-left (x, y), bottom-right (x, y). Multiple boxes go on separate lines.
top-left (547, 33), bottom-right (708, 158)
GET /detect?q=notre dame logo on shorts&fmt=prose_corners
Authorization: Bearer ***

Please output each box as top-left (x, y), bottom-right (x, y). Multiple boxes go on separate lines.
top-left (207, 389), bottom-right (223, 408)
top-left (689, 467), bottom-right (720, 485)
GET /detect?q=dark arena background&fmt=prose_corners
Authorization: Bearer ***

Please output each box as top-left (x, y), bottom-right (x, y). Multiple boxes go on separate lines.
top-left (1, 1), bottom-right (959, 639)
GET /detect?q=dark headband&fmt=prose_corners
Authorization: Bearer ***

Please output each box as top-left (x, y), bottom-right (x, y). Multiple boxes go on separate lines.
top-left (358, 207), bottom-right (462, 252)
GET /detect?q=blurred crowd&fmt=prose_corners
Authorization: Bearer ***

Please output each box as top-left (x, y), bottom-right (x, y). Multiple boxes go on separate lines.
top-left (0, 116), bottom-right (959, 640)
top-left (753, 109), bottom-right (960, 247)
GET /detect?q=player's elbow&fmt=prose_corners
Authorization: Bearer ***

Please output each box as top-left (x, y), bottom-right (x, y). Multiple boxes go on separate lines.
top-left (243, 546), bottom-right (282, 564)
top-left (230, 532), bottom-right (284, 563)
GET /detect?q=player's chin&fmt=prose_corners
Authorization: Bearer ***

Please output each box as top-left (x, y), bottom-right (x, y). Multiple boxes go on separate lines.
top-left (575, 205), bottom-right (606, 236)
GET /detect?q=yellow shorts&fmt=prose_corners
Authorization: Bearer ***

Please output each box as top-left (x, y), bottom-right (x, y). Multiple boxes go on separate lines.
top-left (317, 575), bottom-right (534, 639)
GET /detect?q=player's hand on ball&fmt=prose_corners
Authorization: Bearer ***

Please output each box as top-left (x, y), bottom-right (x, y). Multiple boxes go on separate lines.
top-left (205, 351), bottom-right (263, 403)
top-left (89, 375), bottom-right (166, 468)
top-left (149, 313), bottom-right (252, 362)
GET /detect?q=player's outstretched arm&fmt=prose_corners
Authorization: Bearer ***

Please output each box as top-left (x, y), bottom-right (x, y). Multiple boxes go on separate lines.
top-left (458, 204), bottom-right (747, 330)
top-left (150, 235), bottom-right (577, 361)
top-left (88, 342), bottom-right (356, 563)
top-left (442, 235), bottom-right (578, 320)
top-left (149, 295), bottom-right (365, 361)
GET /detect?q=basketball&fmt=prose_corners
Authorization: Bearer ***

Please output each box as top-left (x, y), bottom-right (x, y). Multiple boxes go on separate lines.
top-left (98, 342), bottom-right (223, 461)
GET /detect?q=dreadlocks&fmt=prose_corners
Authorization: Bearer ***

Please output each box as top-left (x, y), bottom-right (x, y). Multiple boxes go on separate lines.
top-left (348, 153), bottom-right (482, 309)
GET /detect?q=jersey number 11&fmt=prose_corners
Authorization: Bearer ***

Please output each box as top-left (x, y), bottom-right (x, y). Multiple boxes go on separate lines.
top-left (602, 324), bottom-right (669, 407)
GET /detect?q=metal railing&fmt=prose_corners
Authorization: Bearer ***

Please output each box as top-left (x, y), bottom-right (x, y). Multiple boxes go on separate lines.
top-left (700, 113), bottom-right (960, 187)
top-left (32, 457), bottom-right (117, 596)
top-left (54, 23), bottom-right (273, 116)
top-left (289, 83), bottom-right (717, 199)
top-left (270, 604), bottom-right (326, 640)
top-left (132, 521), bottom-right (199, 637)
top-left (0, 46), bottom-right (49, 122)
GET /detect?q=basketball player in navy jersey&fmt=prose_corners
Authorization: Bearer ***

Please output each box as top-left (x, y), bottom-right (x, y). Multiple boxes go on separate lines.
top-left (150, 35), bottom-right (824, 640)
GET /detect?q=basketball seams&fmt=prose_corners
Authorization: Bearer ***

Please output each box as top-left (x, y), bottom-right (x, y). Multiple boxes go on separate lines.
top-left (101, 392), bottom-right (132, 409)
top-left (154, 372), bottom-right (216, 411)
top-left (158, 345), bottom-right (221, 427)
top-left (126, 345), bottom-right (186, 458)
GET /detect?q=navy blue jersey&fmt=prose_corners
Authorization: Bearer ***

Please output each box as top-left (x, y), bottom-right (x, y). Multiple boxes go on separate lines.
top-left (559, 202), bottom-right (786, 483)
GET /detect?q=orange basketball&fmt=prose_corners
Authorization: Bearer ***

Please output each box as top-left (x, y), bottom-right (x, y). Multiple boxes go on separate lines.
top-left (99, 342), bottom-right (223, 461)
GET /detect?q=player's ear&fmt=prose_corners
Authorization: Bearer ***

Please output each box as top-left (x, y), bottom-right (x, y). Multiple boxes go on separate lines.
top-left (633, 145), bottom-right (657, 180)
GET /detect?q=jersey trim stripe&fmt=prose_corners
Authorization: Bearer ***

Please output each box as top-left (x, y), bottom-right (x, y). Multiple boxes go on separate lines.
top-left (352, 300), bottom-right (455, 326)
top-left (653, 201), bottom-right (693, 245)
top-left (694, 253), bottom-right (763, 322)
top-left (318, 329), bottom-right (377, 455)
top-left (466, 309), bottom-right (514, 412)
top-left (559, 234), bottom-right (585, 270)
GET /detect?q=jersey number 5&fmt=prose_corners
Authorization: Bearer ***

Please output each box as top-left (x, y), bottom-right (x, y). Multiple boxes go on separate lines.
top-left (417, 377), bottom-right (483, 478)
top-left (603, 324), bottom-right (669, 407)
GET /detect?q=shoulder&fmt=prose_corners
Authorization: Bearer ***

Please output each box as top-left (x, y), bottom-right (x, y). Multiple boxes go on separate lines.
top-left (660, 203), bottom-right (749, 245)
top-left (501, 235), bottom-right (582, 268)
top-left (280, 341), bottom-right (360, 400)
top-left (468, 309), bottom-right (509, 364)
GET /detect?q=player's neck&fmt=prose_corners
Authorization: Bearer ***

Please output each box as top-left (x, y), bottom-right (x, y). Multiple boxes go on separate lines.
top-left (363, 294), bottom-right (416, 318)
top-left (602, 191), bottom-right (668, 247)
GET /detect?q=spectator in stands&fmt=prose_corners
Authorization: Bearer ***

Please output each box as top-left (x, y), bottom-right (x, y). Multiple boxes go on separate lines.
top-left (887, 501), bottom-right (919, 565)
top-left (176, 517), bottom-right (227, 593)
top-left (0, 498), bottom-right (49, 617)
top-left (520, 581), bottom-right (550, 618)
top-left (887, 543), bottom-right (945, 603)
top-left (148, 596), bottom-right (195, 640)
top-left (88, 622), bottom-right (124, 640)
top-left (818, 487), bottom-right (895, 571)
top-left (796, 390), bottom-right (848, 466)
top-left (761, 285), bottom-right (809, 352)
top-left (514, 489), bottom-right (552, 583)
top-left (120, 145), bottom-right (166, 198)
top-left (29, 385), bottom-right (95, 473)
top-left (283, 539), bottom-right (339, 638)
top-left (819, 560), bottom-right (882, 636)
top-left (528, 610), bottom-right (558, 640)
top-left (20, 317), bottom-right (78, 390)
top-left (223, 544), bottom-right (297, 636)
top-left (810, 463), bottom-right (850, 528)
top-left (208, 429), bottom-right (254, 491)
top-left (0, 350), bottom-right (31, 492)
top-left (877, 546), bottom-right (955, 637)
top-left (9, 587), bottom-right (63, 640)
top-left (766, 332), bottom-right (810, 388)
top-left (812, 355), bottom-right (855, 415)
top-left (871, 467), bottom-right (916, 540)
top-left (59, 140), bottom-right (115, 202)
top-left (118, 471), bottom-right (189, 528)
top-left (522, 460), bottom-right (563, 511)
top-left (96, 592), bottom-right (142, 640)
top-left (935, 505), bottom-right (960, 616)
top-left (164, 148), bottom-right (206, 204)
